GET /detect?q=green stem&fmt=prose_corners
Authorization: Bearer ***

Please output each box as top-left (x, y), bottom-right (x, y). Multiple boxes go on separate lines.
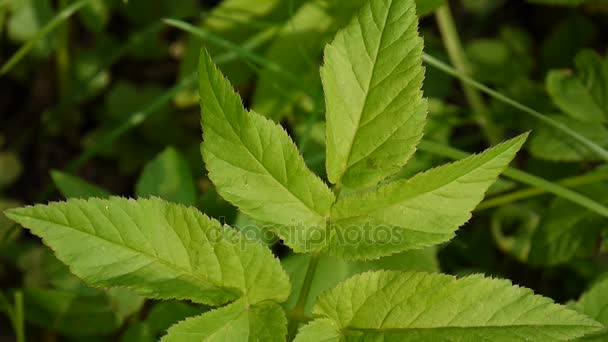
top-left (287, 255), bottom-right (320, 341)
top-left (476, 170), bottom-right (608, 211)
top-left (14, 291), bottom-right (24, 342)
top-left (0, 291), bottom-right (25, 342)
top-left (418, 140), bottom-right (608, 218)
top-left (56, 0), bottom-right (70, 96)
top-left (421, 53), bottom-right (608, 162)
top-left (435, 4), bottom-right (501, 144)
top-left (0, 0), bottom-right (92, 75)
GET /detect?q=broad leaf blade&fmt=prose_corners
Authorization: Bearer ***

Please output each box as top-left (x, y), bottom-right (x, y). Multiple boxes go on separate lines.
top-left (293, 319), bottom-right (341, 342)
top-left (199, 48), bottom-right (335, 252)
top-left (322, 0), bottom-right (427, 188)
top-left (307, 271), bottom-right (601, 341)
top-left (162, 300), bottom-right (286, 342)
top-left (5, 197), bottom-right (290, 305)
top-left (329, 134), bottom-right (527, 259)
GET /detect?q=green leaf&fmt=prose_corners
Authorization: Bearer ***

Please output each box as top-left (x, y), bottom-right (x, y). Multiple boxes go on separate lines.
top-left (322, 0), bottom-right (427, 188)
top-left (328, 134), bottom-right (527, 259)
top-left (6, 0), bottom-right (54, 56)
top-left (5, 197), bottom-right (290, 306)
top-left (199, 48), bottom-right (335, 252)
top-left (295, 271), bottom-right (602, 341)
top-left (546, 50), bottom-right (608, 123)
top-left (571, 277), bottom-right (608, 340)
top-left (529, 115), bottom-right (608, 162)
top-left (135, 147), bottom-right (197, 206)
top-left (51, 170), bottom-right (111, 199)
top-left (162, 300), bottom-right (286, 341)
top-left (20, 284), bottom-right (143, 337)
top-left (22, 287), bottom-right (132, 336)
top-left (283, 248), bottom-right (438, 315)
top-left (293, 319), bottom-right (341, 342)
top-left (147, 302), bottom-right (207, 336)
top-left (528, 185), bottom-right (608, 265)
top-left (79, 0), bottom-right (110, 33)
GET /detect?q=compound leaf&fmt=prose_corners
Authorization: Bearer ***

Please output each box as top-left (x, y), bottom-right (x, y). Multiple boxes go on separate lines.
top-left (322, 0), bottom-right (427, 188)
top-left (199, 48), bottom-right (335, 252)
top-left (328, 134), bottom-right (527, 259)
top-left (5, 197), bottom-right (290, 306)
top-left (162, 300), bottom-right (286, 341)
top-left (296, 271), bottom-right (601, 341)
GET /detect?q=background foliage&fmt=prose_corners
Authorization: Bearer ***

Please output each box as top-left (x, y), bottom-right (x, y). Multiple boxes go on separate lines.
top-left (0, 0), bottom-right (607, 340)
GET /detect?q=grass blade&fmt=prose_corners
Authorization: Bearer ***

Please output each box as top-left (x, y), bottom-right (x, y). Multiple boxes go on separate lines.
top-left (0, 0), bottom-right (92, 75)
top-left (422, 53), bottom-right (608, 162)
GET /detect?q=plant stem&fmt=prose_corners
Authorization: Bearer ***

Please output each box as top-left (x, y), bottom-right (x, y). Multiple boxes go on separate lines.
top-left (476, 170), bottom-right (608, 211)
top-left (0, 0), bottom-right (92, 75)
top-left (0, 291), bottom-right (25, 342)
top-left (56, 0), bottom-right (70, 97)
top-left (435, 4), bottom-right (501, 144)
top-left (287, 255), bottom-right (320, 340)
top-left (13, 291), bottom-right (24, 342)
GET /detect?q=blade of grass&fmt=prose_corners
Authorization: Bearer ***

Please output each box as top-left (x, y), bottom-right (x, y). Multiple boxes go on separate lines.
top-left (435, 4), bottom-right (501, 144)
top-left (0, 291), bottom-right (24, 342)
top-left (422, 53), bottom-right (608, 162)
top-left (56, 0), bottom-right (70, 96)
top-left (162, 18), bottom-right (309, 100)
top-left (418, 140), bottom-right (608, 218)
top-left (477, 170), bottom-right (608, 211)
top-left (0, 0), bottom-right (92, 75)
top-left (13, 291), bottom-right (24, 342)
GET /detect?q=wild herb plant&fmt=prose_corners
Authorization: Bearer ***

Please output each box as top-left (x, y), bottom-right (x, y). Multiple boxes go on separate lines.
top-left (4, 0), bottom-right (605, 340)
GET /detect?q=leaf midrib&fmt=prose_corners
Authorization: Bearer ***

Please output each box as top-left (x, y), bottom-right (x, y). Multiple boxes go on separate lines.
top-left (342, 323), bottom-right (600, 333)
top-left (338, 0), bottom-right (396, 184)
top-left (333, 142), bottom-right (515, 222)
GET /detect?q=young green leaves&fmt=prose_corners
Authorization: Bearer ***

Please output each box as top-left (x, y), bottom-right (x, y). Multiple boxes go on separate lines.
top-left (5, 198), bottom-right (290, 307)
top-left (199, 50), bottom-right (335, 252)
top-left (329, 135), bottom-right (527, 259)
top-left (294, 271), bottom-right (602, 341)
top-left (199, 0), bottom-right (526, 259)
top-left (322, 0), bottom-right (426, 188)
